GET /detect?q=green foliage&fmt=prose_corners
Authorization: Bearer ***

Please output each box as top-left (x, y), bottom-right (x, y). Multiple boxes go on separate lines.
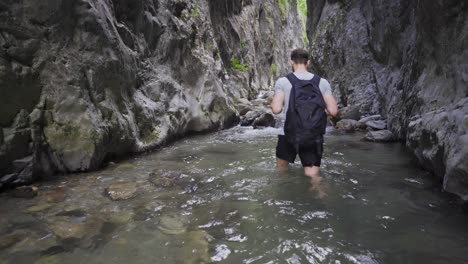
top-left (207, 43), bottom-right (214, 51)
top-left (278, 0), bottom-right (290, 20)
top-left (297, 0), bottom-right (307, 19)
top-left (297, 0), bottom-right (309, 46)
top-left (271, 63), bottom-right (279, 77)
top-left (337, 0), bottom-right (351, 9)
top-left (231, 59), bottom-right (249, 72)
top-left (191, 6), bottom-right (200, 17)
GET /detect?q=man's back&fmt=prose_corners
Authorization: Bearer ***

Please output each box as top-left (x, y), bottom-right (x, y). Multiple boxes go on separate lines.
top-left (274, 71), bottom-right (332, 135)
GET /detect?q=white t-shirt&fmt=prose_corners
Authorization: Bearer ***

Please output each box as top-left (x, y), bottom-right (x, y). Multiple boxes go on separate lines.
top-left (274, 71), bottom-right (332, 135)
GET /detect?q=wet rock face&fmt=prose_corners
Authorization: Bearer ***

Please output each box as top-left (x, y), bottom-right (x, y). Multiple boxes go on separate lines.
top-left (0, 0), bottom-right (305, 187)
top-left (308, 0), bottom-right (468, 198)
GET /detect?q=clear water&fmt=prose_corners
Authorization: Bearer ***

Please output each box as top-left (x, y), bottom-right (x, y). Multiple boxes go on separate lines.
top-left (1, 126), bottom-right (468, 264)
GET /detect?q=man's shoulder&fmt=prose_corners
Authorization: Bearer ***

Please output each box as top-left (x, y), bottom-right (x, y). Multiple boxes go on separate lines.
top-left (275, 76), bottom-right (292, 86)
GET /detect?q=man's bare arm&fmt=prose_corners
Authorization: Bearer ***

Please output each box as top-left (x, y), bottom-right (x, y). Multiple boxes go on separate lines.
top-left (271, 92), bottom-right (285, 114)
top-left (323, 94), bottom-right (338, 117)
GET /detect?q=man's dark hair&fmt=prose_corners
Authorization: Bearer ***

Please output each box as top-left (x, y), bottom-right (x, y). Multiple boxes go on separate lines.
top-left (290, 48), bottom-right (309, 65)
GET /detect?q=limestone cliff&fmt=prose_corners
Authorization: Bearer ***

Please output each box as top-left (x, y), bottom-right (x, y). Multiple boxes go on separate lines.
top-left (307, 0), bottom-right (468, 199)
top-left (0, 0), bottom-right (305, 187)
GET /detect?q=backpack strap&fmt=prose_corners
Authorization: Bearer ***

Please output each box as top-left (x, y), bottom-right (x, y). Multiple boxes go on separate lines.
top-left (311, 74), bottom-right (321, 87)
top-left (286, 72), bottom-right (300, 87)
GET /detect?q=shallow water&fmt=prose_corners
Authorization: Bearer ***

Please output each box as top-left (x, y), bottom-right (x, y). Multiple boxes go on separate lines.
top-left (1, 126), bottom-right (468, 264)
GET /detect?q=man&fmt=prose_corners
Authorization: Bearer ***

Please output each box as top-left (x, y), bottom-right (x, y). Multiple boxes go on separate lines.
top-left (271, 48), bottom-right (338, 181)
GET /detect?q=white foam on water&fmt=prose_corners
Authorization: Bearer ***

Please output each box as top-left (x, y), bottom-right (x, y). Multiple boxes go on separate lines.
top-left (404, 178), bottom-right (424, 185)
top-left (227, 234), bottom-right (248, 242)
top-left (211, 244), bottom-right (231, 262)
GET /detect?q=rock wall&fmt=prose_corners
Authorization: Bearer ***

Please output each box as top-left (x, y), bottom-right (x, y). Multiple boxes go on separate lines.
top-left (0, 0), bottom-right (305, 187)
top-left (307, 0), bottom-right (468, 199)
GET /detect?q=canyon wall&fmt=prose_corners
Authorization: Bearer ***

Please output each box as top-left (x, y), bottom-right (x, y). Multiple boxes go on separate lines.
top-left (0, 0), bottom-right (305, 187)
top-left (307, 0), bottom-right (468, 199)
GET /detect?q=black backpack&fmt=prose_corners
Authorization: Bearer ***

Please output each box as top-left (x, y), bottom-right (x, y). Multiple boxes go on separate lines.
top-left (284, 73), bottom-right (327, 147)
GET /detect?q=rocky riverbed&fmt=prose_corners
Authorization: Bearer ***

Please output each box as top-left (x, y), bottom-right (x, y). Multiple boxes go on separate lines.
top-left (1, 126), bottom-right (468, 263)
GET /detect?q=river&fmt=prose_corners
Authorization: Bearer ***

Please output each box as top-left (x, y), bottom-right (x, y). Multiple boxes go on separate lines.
top-left (1, 126), bottom-right (468, 264)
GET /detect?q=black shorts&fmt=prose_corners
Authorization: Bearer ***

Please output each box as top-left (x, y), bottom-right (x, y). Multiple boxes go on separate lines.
top-left (275, 135), bottom-right (323, 167)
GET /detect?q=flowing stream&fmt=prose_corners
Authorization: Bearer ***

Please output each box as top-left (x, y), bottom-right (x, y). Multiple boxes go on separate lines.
top-left (1, 126), bottom-right (468, 264)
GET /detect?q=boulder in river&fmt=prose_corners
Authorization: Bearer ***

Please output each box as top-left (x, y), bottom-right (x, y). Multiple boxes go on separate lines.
top-left (252, 113), bottom-right (275, 129)
top-left (366, 120), bottom-right (387, 130)
top-left (240, 110), bottom-right (263, 126)
top-left (338, 105), bottom-right (361, 121)
top-left (238, 104), bottom-right (253, 116)
top-left (105, 182), bottom-right (138, 201)
top-left (363, 130), bottom-right (395, 143)
top-left (356, 115), bottom-right (382, 129)
top-left (335, 119), bottom-right (358, 132)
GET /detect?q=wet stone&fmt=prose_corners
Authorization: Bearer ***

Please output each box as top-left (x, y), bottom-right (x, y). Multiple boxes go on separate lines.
top-left (336, 119), bottom-right (358, 132)
top-left (0, 232), bottom-right (24, 250)
top-left (252, 113), bottom-right (275, 129)
top-left (108, 211), bottom-right (135, 224)
top-left (240, 110), bottom-right (263, 126)
top-left (364, 130), bottom-right (395, 143)
top-left (49, 220), bottom-right (87, 240)
top-left (25, 203), bottom-right (52, 213)
top-left (357, 114), bottom-right (382, 129)
top-left (182, 230), bottom-right (211, 264)
top-left (9, 214), bottom-right (38, 226)
top-left (149, 171), bottom-right (181, 188)
top-left (1, 173), bottom-right (18, 184)
top-left (41, 187), bottom-right (67, 203)
top-left (34, 255), bottom-right (62, 264)
top-left (11, 186), bottom-right (38, 199)
top-left (111, 162), bottom-right (136, 171)
top-left (105, 182), bottom-right (138, 201)
top-left (12, 155), bottom-right (33, 172)
top-left (56, 208), bottom-right (87, 217)
top-left (158, 214), bottom-right (187, 235)
top-left (366, 120), bottom-right (386, 130)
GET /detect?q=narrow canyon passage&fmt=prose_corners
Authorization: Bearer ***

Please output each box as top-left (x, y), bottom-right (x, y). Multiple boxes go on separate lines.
top-left (1, 127), bottom-right (467, 263)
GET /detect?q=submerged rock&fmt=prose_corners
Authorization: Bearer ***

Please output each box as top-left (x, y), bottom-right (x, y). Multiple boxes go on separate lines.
top-left (336, 119), bottom-right (358, 132)
top-left (25, 203), bottom-right (52, 213)
top-left (182, 230), bottom-right (211, 264)
top-left (148, 171), bottom-right (181, 188)
top-left (41, 187), bottom-right (67, 203)
top-left (108, 211), bottom-right (135, 225)
top-left (11, 186), bottom-right (38, 199)
top-left (105, 182), bottom-right (138, 201)
top-left (158, 214), bottom-right (187, 235)
top-left (49, 221), bottom-right (87, 240)
top-left (34, 255), bottom-right (62, 264)
top-left (364, 130), bottom-right (395, 143)
top-left (0, 231), bottom-right (24, 250)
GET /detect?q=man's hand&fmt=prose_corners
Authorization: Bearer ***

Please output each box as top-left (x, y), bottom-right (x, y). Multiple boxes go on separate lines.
top-left (271, 92), bottom-right (285, 114)
top-left (323, 94), bottom-right (338, 117)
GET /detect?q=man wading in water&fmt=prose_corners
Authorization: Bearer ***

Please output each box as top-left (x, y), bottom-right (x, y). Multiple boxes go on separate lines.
top-left (271, 49), bottom-right (338, 192)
